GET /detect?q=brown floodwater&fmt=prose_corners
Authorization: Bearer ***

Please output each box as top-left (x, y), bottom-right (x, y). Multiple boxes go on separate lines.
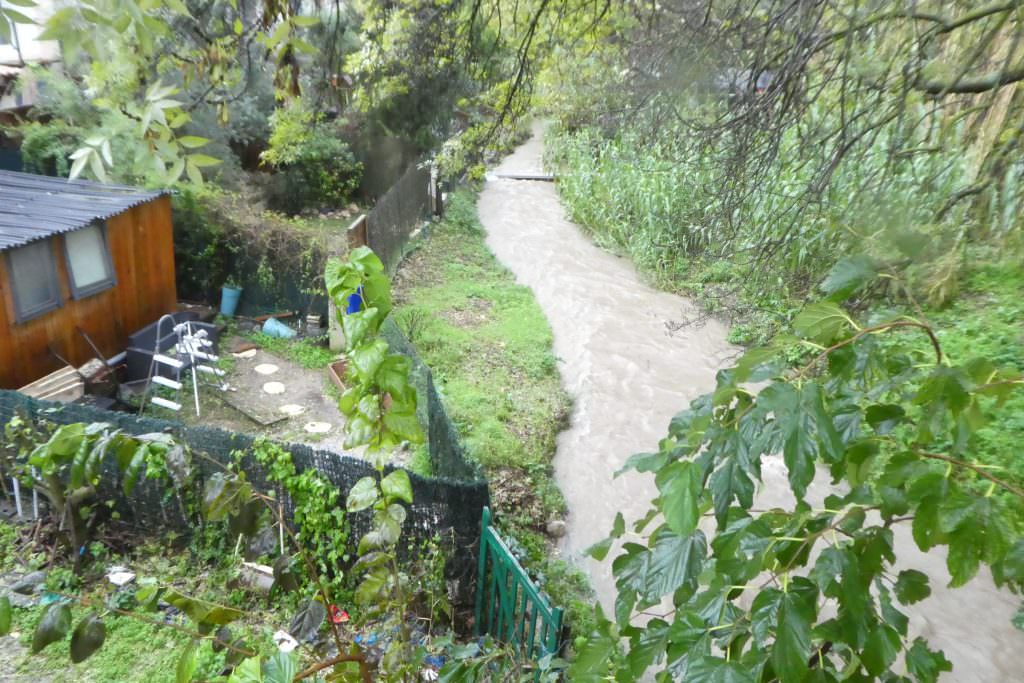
top-left (477, 125), bottom-right (1023, 680)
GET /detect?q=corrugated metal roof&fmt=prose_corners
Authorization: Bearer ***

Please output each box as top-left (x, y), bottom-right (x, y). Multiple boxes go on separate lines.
top-left (0, 170), bottom-right (167, 252)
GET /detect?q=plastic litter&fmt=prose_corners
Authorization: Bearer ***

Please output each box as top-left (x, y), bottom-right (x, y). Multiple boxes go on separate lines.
top-left (262, 317), bottom-right (297, 339)
top-left (273, 629), bottom-right (299, 653)
top-left (329, 605), bottom-right (349, 624)
top-left (106, 566), bottom-right (136, 586)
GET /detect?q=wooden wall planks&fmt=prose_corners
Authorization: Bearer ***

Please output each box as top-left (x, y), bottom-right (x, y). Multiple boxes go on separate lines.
top-left (0, 195), bottom-right (177, 389)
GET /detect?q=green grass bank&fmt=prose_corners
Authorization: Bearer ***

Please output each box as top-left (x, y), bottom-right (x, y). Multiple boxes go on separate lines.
top-left (391, 189), bottom-right (593, 628)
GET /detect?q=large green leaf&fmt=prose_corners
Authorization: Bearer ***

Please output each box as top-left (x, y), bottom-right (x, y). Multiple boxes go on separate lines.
top-left (0, 596), bottom-right (11, 636)
top-left (70, 613), bottom-right (106, 663)
top-left (163, 589), bottom-right (245, 627)
top-left (346, 476), bottom-right (379, 512)
top-left (770, 583), bottom-right (816, 683)
top-left (32, 603), bottom-right (71, 653)
top-left (263, 651), bottom-right (297, 683)
top-left (202, 473), bottom-right (252, 522)
top-left (791, 302), bottom-right (854, 344)
top-left (861, 624), bottom-right (900, 676)
top-left (656, 461), bottom-right (701, 536)
top-left (381, 470), bottom-right (413, 504)
top-left (905, 638), bottom-right (952, 683)
top-left (177, 640), bottom-right (199, 683)
top-left (820, 255), bottom-right (877, 300)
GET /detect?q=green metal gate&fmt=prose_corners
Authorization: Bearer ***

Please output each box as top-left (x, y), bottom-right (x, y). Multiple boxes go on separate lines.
top-left (474, 507), bottom-right (564, 659)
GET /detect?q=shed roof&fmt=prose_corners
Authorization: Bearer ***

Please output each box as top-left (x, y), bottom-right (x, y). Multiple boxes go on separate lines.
top-left (0, 170), bottom-right (167, 252)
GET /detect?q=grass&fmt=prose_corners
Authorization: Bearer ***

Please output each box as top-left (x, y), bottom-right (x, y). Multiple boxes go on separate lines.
top-left (888, 254), bottom-right (1024, 526)
top-left (392, 189), bottom-right (594, 630)
top-left (243, 332), bottom-right (336, 369)
top-left (1, 525), bottom-right (282, 683)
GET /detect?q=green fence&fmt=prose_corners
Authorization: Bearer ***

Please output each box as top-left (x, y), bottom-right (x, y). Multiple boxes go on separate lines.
top-left (475, 507), bottom-right (564, 660)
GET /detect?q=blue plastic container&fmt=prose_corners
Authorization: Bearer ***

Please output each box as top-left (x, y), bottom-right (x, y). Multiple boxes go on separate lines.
top-left (346, 286), bottom-right (364, 314)
top-left (262, 317), bottom-right (297, 339)
top-left (220, 285), bottom-right (243, 316)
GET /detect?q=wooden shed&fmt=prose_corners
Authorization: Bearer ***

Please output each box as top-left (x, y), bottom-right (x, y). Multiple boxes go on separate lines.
top-left (0, 171), bottom-right (177, 389)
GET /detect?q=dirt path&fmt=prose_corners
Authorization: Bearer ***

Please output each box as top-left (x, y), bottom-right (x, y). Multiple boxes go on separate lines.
top-left (477, 125), bottom-right (1024, 680)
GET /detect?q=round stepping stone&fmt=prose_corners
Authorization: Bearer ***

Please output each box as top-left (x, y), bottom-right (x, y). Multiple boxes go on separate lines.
top-left (254, 363), bottom-right (279, 375)
top-left (304, 421), bottom-right (332, 434)
top-left (232, 349), bottom-right (257, 359)
top-left (279, 404), bottom-right (305, 416)
top-left (262, 381), bottom-right (286, 395)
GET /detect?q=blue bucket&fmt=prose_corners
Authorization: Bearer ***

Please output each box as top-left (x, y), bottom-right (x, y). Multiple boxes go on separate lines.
top-left (220, 286), bottom-right (243, 316)
top-left (262, 317), bottom-right (297, 339)
top-left (346, 286), bottom-right (364, 314)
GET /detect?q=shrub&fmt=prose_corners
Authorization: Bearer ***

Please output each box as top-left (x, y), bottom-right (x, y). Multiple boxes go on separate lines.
top-left (261, 102), bottom-right (363, 214)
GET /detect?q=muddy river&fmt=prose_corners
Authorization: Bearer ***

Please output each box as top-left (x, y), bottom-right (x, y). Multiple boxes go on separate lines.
top-left (477, 124), bottom-right (1023, 680)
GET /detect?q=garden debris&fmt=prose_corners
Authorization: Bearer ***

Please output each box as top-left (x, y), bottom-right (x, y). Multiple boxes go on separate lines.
top-left (303, 421), bottom-right (331, 434)
top-left (254, 363), bottom-right (280, 375)
top-left (105, 566), bottom-right (136, 587)
top-left (279, 404), bottom-right (305, 416)
top-left (238, 562), bottom-right (275, 595)
top-left (272, 629), bottom-right (299, 653)
top-left (262, 381), bottom-right (286, 395)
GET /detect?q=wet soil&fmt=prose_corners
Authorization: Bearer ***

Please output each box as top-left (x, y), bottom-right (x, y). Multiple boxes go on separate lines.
top-left (477, 124), bottom-right (1024, 680)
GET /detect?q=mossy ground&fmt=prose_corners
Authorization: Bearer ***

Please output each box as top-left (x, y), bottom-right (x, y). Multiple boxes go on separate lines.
top-left (392, 189), bottom-right (594, 631)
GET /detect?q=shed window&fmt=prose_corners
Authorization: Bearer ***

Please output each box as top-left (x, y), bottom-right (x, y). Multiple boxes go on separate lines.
top-left (7, 241), bottom-right (61, 322)
top-left (64, 222), bottom-right (115, 299)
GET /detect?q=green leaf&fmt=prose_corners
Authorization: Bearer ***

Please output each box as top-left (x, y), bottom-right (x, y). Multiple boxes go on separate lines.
top-left (381, 470), bottom-right (413, 504)
top-left (228, 657), bottom-right (263, 682)
top-left (177, 639), bottom-right (198, 683)
top-left (820, 255), bottom-right (877, 299)
top-left (771, 588), bottom-right (814, 683)
top-left (70, 613), bottom-right (106, 663)
top-left (709, 456), bottom-right (755, 527)
top-left (792, 302), bottom-right (855, 343)
top-left (187, 153), bottom-right (221, 168)
top-left (894, 569), bottom-right (930, 605)
top-left (865, 404), bottom-right (905, 434)
top-left (263, 651), bottom-right (297, 683)
top-left (32, 603), bottom-right (71, 653)
top-left (347, 476), bottom-right (379, 512)
top-left (655, 461), bottom-right (701, 536)
top-left (0, 596), bottom-right (11, 636)
top-left (586, 536), bottom-right (614, 561)
top-left (905, 638), bottom-right (952, 683)
top-left (291, 15), bottom-right (319, 27)
top-left (163, 589), bottom-right (245, 627)
top-left (3, 8), bottom-right (34, 23)
top-left (178, 136), bottom-right (208, 149)
top-left (202, 473), bottom-right (252, 521)
top-left (861, 624), bottom-right (900, 676)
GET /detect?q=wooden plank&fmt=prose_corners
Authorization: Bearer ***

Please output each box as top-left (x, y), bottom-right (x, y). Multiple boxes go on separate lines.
top-left (493, 172), bottom-right (556, 182)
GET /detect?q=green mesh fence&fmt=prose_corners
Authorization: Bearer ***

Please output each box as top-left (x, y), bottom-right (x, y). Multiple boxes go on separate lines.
top-left (0, 322), bottom-right (489, 595)
top-left (366, 160), bottom-right (433, 274)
